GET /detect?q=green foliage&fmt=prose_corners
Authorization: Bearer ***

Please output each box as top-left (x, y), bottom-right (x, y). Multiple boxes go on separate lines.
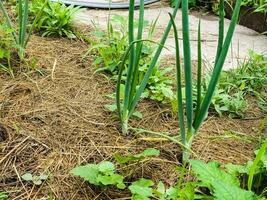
top-left (0, 192), bottom-right (7, 200)
top-left (129, 178), bottom-right (196, 200)
top-left (0, 0), bottom-right (30, 60)
top-left (30, 0), bottom-right (80, 38)
top-left (169, 0), bottom-right (242, 161)
top-left (21, 172), bottom-right (49, 185)
top-left (212, 0), bottom-right (267, 14)
top-left (190, 160), bottom-right (257, 199)
top-left (190, 139), bottom-right (267, 199)
top-left (241, 0), bottom-right (267, 12)
top-left (203, 74), bottom-right (247, 118)
top-left (70, 161), bottom-right (126, 189)
top-left (0, 22), bottom-right (14, 76)
top-left (129, 178), bottom-right (154, 200)
top-left (89, 15), bottom-right (174, 105)
top-left (114, 148), bottom-right (160, 164)
top-left (115, 0), bottom-right (182, 134)
top-left (170, 0), bottom-right (197, 8)
top-left (208, 50), bottom-right (267, 117)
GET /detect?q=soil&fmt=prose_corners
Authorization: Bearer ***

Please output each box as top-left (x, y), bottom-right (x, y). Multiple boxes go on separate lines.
top-left (225, 4), bottom-right (267, 33)
top-left (0, 35), bottom-right (265, 199)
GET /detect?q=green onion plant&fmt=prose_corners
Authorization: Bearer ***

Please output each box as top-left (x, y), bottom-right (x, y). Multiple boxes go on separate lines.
top-left (170, 0), bottom-right (242, 161)
top-left (116, 0), bottom-right (182, 134)
top-left (0, 0), bottom-right (47, 60)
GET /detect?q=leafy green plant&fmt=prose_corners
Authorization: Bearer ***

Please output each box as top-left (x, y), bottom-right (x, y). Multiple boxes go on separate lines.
top-left (0, 0), bottom-right (30, 60)
top-left (89, 15), bottom-right (175, 106)
top-left (115, 0), bottom-right (182, 134)
top-left (129, 177), bottom-right (196, 199)
top-left (0, 0), bottom-right (47, 76)
top-left (203, 74), bottom-right (247, 117)
top-left (190, 160), bottom-right (257, 199)
top-left (167, 0), bottom-right (242, 161)
top-left (210, 50), bottom-right (267, 116)
top-left (0, 22), bottom-right (14, 76)
top-left (212, 0), bottom-right (267, 14)
top-left (70, 161), bottom-right (126, 189)
top-left (21, 172), bottom-right (49, 185)
top-left (190, 138), bottom-right (267, 199)
top-left (114, 148), bottom-right (160, 164)
top-left (30, 0), bottom-right (80, 38)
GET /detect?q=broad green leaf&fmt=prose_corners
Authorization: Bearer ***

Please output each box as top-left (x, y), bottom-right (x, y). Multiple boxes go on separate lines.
top-left (98, 161), bottom-right (115, 174)
top-left (39, 174), bottom-right (49, 180)
top-left (104, 104), bottom-right (117, 112)
top-left (137, 148), bottom-right (160, 158)
top-left (21, 173), bottom-right (33, 181)
top-left (212, 181), bottom-right (256, 200)
top-left (165, 186), bottom-right (179, 199)
top-left (129, 178), bottom-right (154, 197)
top-left (154, 181), bottom-right (165, 198)
top-left (132, 111), bottom-right (143, 119)
top-left (132, 194), bottom-right (150, 200)
top-left (70, 164), bottom-right (99, 185)
top-left (225, 163), bottom-right (248, 176)
top-left (115, 148), bottom-right (160, 164)
top-left (190, 160), bottom-right (240, 186)
top-left (32, 176), bottom-right (42, 185)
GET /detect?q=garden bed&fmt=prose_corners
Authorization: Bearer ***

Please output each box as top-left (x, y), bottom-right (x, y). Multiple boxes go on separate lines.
top-left (225, 4), bottom-right (267, 33)
top-left (0, 35), bottom-right (264, 199)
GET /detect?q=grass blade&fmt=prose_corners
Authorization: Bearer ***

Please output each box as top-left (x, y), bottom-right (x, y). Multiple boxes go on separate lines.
top-left (193, 0), bottom-right (242, 131)
top-left (169, 13), bottom-right (186, 145)
top-left (181, 0), bottom-right (193, 133)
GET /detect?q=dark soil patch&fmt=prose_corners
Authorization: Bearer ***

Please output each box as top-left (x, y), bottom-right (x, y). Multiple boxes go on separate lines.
top-left (0, 35), bottom-right (264, 199)
top-left (0, 124), bottom-right (8, 142)
top-left (225, 4), bottom-right (267, 33)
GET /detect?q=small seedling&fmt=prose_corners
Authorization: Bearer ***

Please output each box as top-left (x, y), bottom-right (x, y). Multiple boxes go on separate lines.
top-left (29, 0), bottom-right (81, 38)
top-left (21, 173), bottom-right (48, 185)
top-left (70, 161), bottom-right (126, 189)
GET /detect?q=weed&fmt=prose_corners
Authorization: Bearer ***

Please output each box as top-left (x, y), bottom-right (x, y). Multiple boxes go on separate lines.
top-left (190, 138), bottom-right (267, 199)
top-left (0, 0), bottom-right (30, 60)
top-left (30, 0), bottom-right (80, 38)
top-left (0, 21), bottom-right (14, 76)
top-left (209, 50), bottom-right (267, 116)
top-left (0, 0), bottom-right (46, 75)
top-left (89, 15), bottom-right (174, 106)
top-left (70, 161), bottom-right (126, 189)
top-left (21, 172), bottom-right (49, 185)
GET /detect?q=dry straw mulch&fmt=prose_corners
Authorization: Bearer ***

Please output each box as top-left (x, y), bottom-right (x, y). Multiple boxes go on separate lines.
top-left (0, 35), bottom-right (264, 199)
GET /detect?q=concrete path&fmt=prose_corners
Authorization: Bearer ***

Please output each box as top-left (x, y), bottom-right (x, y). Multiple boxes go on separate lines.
top-left (73, 3), bottom-right (267, 70)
